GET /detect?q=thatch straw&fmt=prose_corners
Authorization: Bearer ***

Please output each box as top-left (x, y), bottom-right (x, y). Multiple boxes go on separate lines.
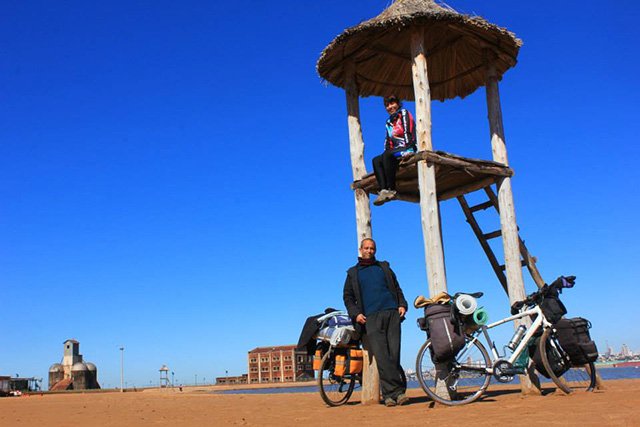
top-left (317, 0), bottom-right (522, 101)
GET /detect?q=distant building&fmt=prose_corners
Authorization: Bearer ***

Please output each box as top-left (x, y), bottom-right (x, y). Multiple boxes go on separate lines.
top-left (247, 345), bottom-right (314, 384)
top-left (605, 342), bottom-right (613, 358)
top-left (215, 374), bottom-right (248, 385)
top-left (11, 378), bottom-right (29, 392)
top-left (48, 339), bottom-right (100, 391)
top-left (0, 377), bottom-right (42, 395)
top-left (0, 376), bottom-right (10, 396)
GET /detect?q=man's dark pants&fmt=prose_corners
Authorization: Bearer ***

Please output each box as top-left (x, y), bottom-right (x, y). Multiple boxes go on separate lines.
top-left (365, 309), bottom-right (406, 400)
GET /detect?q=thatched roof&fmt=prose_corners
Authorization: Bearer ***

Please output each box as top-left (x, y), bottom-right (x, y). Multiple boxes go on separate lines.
top-left (317, 0), bottom-right (522, 101)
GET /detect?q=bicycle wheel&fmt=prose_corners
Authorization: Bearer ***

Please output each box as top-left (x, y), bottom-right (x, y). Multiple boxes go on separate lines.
top-left (539, 328), bottom-right (597, 394)
top-left (415, 337), bottom-right (491, 405)
top-left (317, 350), bottom-right (355, 406)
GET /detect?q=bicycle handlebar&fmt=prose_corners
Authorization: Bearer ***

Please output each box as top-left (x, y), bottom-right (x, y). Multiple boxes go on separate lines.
top-left (509, 275), bottom-right (576, 315)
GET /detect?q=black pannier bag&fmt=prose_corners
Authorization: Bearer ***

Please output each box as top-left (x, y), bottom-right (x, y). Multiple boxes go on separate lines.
top-left (529, 336), bottom-right (571, 378)
top-left (422, 303), bottom-right (465, 363)
top-left (555, 317), bottom-right (599, 366)
top-left (417, 316), bottom-right (428, 331)
top-left (540, 291), bottom-right (567, 324)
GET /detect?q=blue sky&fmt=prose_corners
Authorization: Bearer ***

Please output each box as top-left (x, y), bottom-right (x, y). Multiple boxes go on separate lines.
top-left (1, 0), bottom-right (639, 388)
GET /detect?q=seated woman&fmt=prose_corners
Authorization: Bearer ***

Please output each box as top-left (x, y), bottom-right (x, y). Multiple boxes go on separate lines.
top-left (372, 95), bottom-right (417, 206)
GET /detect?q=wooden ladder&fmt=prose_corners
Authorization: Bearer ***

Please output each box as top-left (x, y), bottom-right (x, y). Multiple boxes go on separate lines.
top-left (457, 186), bottom-right (545, 293)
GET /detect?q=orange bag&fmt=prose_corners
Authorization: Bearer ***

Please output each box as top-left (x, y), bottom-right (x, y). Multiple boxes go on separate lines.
top-left (347, 348), bottom-right (363, 374)
top-left (334, 355), bottom-right (347, 377)
top-left (313, 349), bottom-right (323, 370)
top-left (333, 348), bottom-right (363, 377)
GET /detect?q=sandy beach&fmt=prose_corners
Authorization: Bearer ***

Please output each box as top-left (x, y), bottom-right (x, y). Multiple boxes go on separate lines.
top-left (1, 379), bottom-right (638, 426)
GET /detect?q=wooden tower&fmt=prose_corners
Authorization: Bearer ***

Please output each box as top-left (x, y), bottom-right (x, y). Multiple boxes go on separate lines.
top-left (317, 0), bottom-right (543, 403)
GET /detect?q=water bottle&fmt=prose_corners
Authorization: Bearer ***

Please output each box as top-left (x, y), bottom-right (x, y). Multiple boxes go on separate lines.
top-left (507, 325), bottom-right (527, 351)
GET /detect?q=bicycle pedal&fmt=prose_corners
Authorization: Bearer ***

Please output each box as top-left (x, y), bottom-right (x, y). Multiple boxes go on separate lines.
top-left (493, 360), bottom-right (525, 383)
top-left (502, 367), bottom-right (525, 376)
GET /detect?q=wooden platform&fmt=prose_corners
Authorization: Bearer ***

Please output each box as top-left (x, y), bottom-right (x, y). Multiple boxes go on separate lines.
top-left (352, 150), bottom-right (513, 202)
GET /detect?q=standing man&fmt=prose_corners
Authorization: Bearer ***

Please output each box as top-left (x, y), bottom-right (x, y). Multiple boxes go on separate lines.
top-left (343, 238), bottom-right (409, 406)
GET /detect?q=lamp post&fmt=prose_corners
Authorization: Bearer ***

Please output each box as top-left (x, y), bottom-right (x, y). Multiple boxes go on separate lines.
top-left (171, 371), bottom-right (174, 388)
top-left (119, 346), bottom-right (124, 392)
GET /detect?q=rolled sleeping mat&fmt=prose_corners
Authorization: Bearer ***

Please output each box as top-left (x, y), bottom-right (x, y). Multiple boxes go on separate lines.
top-left (473, 307), bottom-right (489, 325)
top-left (455, 294), bottom-right (478, 315)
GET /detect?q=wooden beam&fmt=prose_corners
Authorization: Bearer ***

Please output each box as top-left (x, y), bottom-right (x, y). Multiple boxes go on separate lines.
top-left (345, 62), bottom-right (372, 245)
top-left (354, 73), bottom-right (413, 90)
top-left (485, 55), bottom-right (539, 395)
top-left (420, 150), bottom-right (512, 168)
top-left (320, 28), bottom-right (396, 80)
top-left (518, 240), bottom-right (545, 289)
top-left (353, 25), bottom-right (463, 78)
top-left (430, 63), bottom-right (484, 89)
top-left (413, 27), bottom-right (450, 400)
top-left (352, 169), bottom-right (502, 202)
top-left (344, 61), bottom-right (378, 405)
top-left (483, 230), bottom-right (503, 240)
top-left (485, 58), bottom-right (525, 303)
top-left (355, 63), bottom-right (485, 92)
top-left (357, 40), bottom-right (483, 92)
top-left (437, 176), bottom-right (497, 202)
top-left (470, 200), bottom-right (495, 212)
top-left (411, 28), bottom-right (447, 298)
top-left (446, 23), bottom-right (519, 66)
top-left (483, 185), bottom-right (546, 289)
top-left (395, 192), bottom-right (420, 203)
top-left (499, 260), bottom-right (528, 270)
top-left (380, 177), bottom-right (498, 205)
top-left (405, 151), bottom-right (513, 177)
top-left (457, 195), bottom-right (509, 294)
top-left (366, 44), bottom-right (411, 61)
top-left (427, 34), bottom-right (464, 58)
top-left (358, 33), bottom-right (464, 66)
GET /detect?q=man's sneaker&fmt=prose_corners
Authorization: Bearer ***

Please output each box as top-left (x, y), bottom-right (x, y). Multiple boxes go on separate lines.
top-left (386, 190), bottom-right (397, 200)
top-left (395, 393), bottom-right (409, 406)
top-left (384, 397), bottom-right (396, 407)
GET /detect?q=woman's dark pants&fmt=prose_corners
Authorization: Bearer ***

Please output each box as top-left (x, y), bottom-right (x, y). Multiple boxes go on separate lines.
top-left (372, 149), bottom-right (402, 191)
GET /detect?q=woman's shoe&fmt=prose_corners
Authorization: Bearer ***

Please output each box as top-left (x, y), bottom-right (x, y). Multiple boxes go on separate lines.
top-left (373, 189), bottom-right (391, 206)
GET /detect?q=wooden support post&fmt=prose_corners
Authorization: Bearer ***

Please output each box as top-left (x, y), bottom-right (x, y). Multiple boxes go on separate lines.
top-left (411, 28), bottom-right (447, 297)
top-left (345, 62), bottom-right (372, 244)
top-left (412, 28), bottom-right (450, 401)
top-left (485, 55), bottom-right (539, 395)
top-left (483, 187), bottom-right (545, 289)
top-left (485, 59), bottom-right (525, 307)
top-left (345, 61), bottom-right (378, 404)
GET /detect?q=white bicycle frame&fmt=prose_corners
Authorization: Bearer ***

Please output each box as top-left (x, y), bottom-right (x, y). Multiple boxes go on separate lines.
top-left (467, 304), bottom-right (552, 374)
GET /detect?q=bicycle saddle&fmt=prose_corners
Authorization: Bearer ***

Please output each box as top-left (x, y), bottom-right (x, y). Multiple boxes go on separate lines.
top-left (510, 301), bottom-right (524, 315)
top-left (452, 291), bottom-right (483, 299)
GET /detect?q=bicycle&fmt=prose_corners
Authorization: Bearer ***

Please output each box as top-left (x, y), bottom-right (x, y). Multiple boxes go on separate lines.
top-left (316, 342), bottom-right (362, 406)
top-left (415, 276), bottom-right (597, 405)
